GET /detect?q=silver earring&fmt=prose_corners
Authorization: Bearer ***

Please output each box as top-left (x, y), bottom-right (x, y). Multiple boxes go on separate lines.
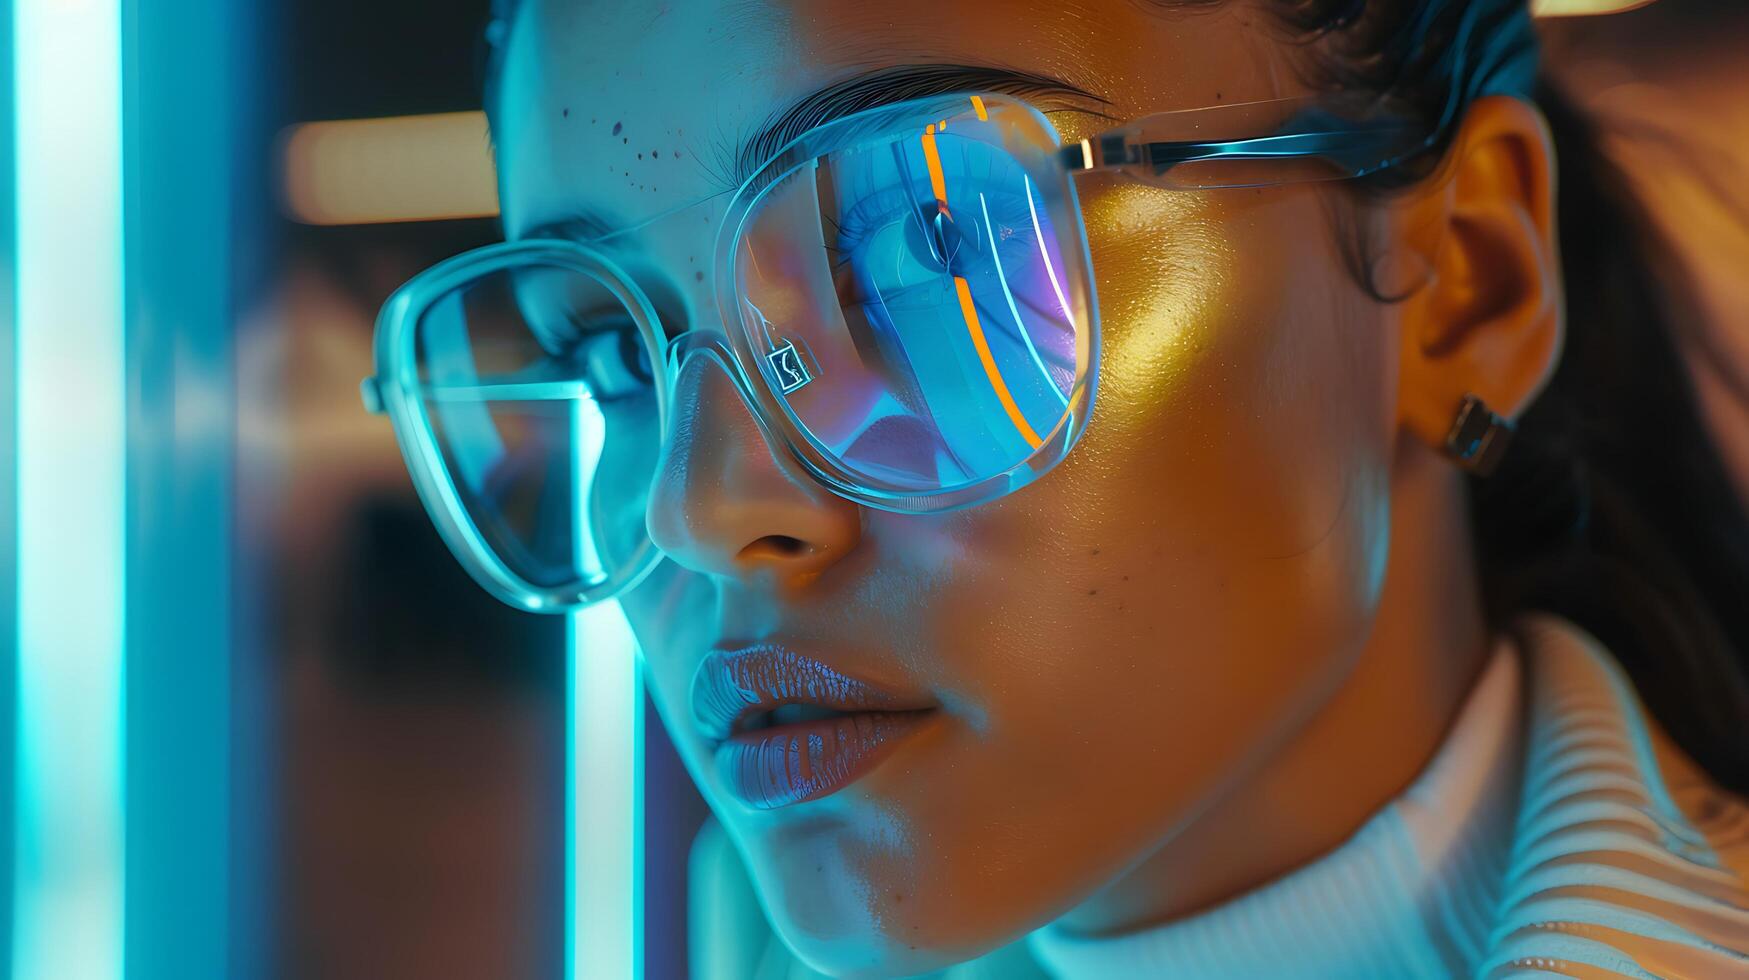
top-left (1444, 394), bottom-right (1514, 477)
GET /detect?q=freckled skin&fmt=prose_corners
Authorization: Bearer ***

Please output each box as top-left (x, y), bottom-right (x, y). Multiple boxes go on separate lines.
top-left (494, 0), bottom-right (1524, 975)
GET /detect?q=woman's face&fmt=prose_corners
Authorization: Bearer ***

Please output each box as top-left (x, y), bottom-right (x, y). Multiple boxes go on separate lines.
top-left (496, 0), bottom-right (1400, 973)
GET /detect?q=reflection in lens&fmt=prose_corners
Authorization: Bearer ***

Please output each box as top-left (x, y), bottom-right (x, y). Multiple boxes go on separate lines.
top-left (413, 263), bottom-right (659, 594)
top-left (734, 102), bottom-right (1082, 496)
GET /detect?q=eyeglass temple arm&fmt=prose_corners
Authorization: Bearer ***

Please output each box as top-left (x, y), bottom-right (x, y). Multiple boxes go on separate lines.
top-left (1059, 108), bottom-right (1429, 182)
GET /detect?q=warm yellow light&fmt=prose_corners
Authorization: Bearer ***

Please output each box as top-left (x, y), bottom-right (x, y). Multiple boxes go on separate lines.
top-left (1532, 0), bottom-right (1660, 16)
top-left (281, 110), bottom-right (499, 225)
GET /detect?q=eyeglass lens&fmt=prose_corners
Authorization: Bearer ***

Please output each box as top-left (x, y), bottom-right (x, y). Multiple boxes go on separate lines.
top-left (414, 261), bottom-right (661, 592)
top-left (732, 105), bottom-right (1081, 493)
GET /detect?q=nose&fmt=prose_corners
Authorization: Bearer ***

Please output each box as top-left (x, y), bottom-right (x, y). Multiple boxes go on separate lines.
top-left (645, 347), bottom-right (862, 587)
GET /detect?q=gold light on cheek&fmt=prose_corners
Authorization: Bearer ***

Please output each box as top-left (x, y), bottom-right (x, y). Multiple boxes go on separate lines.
top-left (1077, 181), bottom-right (1234, 403)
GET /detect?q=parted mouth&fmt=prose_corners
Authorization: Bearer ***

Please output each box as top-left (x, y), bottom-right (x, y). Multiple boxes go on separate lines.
top-left (690, 642), bottom-right (940, 810)
top-left (689, 642), bottom-right (935, 743)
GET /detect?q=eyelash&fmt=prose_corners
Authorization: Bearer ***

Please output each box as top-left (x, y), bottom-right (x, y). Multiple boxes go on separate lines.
top-left (726, 67), bottom-right (1098, 186)
top-left (828, 187), bottom-right (1037, 282)
top-left (822, 212), bottom-right (851, 270)
top-left (828, 182), bottom-right (928, 265)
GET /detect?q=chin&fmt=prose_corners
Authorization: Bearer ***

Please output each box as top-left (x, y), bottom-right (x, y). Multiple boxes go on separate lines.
top-left (739, 820), bottom-right (1004, 979)
top-left (773, 917), bottom-right (988, 980)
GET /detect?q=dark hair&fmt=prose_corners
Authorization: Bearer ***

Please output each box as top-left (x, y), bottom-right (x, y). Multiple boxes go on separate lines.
top-left (1211, 0), bottom-right (1749, 792)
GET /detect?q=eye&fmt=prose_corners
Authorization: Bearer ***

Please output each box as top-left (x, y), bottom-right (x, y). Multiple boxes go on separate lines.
top-left (834, 192), bottom-right (1037, 316)
top-left (849, 206), bottom-right (955, 293)
top-left (509, 263), bottom-right (658, 401)
top-left (551, 314), bottom-right (655, 402)
top-left (822, 130), bottom-right (1040, 297)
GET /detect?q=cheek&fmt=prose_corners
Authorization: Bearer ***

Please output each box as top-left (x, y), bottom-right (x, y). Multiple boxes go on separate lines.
top-left (1073, 181), bottom-right (1394, 607)
top-left (620, 561), bottom-right (716, 774)
top-left (862, 184), bottom-right (1398, 930)
top-left (1019, 181), bottom-right (1394, 712)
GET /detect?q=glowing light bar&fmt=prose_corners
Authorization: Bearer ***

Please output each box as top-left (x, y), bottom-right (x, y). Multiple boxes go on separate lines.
top-left (569, 606), bottom-right (644, 980)
top-left (568, 399), bottom-right (643, 980)
top-left (12, 0), bottom-right (127, 977)
top-left (280, 111), bottom-right (500, 225)
top-left (1531, 0), bottom-right (1659, 15)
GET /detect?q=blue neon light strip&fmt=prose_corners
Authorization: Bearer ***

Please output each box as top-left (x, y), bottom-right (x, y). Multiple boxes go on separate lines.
top-left (568, 397), bottom-right (643, 980)
top-left (12, 0), bottom-right (127, 977)
top-left (568, 606), bottom-right (643, 980)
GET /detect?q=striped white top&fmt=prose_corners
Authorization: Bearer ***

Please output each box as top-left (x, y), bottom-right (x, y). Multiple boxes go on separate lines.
top-left (1028, 615), bottom-right (1749, 978)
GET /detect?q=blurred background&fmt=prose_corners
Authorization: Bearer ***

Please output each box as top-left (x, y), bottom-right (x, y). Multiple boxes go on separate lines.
top-left (2, 0), bottom-right (1746, 978)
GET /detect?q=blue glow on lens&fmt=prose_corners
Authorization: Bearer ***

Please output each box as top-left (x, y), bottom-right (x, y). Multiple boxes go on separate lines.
top-left (979, 191), bottom-right (1067, 410)
top-left (568, 394), bottom-right (643, 980)
top-left (12, 0), bottom-right (126, 976)
top-left (1024, 176), bottom-right (1078, 334)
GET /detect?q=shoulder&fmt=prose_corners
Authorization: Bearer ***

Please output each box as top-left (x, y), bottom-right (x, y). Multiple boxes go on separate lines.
top-left (1485, 614), bottom-right (1749, 978)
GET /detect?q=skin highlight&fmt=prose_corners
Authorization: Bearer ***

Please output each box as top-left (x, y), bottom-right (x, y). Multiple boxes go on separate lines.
top-left (491, 0), bottom-right (1562, 974)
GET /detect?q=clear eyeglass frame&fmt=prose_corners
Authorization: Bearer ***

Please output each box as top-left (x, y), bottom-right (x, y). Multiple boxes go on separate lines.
top-left (364, 88), bottom-right (1439, 612)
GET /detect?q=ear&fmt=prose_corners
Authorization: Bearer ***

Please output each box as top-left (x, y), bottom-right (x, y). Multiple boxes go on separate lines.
top-left (1395, 94), bottom-right (1563, 455)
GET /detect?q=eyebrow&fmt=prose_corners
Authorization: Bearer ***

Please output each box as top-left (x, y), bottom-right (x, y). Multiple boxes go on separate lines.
top-left (730, 64), bottom-right (1109, 186)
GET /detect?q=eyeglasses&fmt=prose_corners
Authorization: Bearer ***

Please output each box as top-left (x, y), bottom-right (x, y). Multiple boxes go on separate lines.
top-left (362, 90), bottom-right (1435, 612)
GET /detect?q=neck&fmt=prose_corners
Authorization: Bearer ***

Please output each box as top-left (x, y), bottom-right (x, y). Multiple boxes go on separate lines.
top-left (1056, 437), bottom-right (1491, 934)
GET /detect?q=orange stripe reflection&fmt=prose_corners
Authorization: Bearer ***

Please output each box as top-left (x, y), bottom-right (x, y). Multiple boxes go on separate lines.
top-left (970, 95), bottom-right (988, 121)
top-left (923, 122), bottom-right (1042, 449)
top-left (921, 124), bottom-right (948, 206)
top-left (954, 276), bottom-right (1043, 449)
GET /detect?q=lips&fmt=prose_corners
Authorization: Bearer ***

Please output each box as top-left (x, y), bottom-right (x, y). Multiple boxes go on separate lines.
top-left (691, 643), bottom-right (936, 809)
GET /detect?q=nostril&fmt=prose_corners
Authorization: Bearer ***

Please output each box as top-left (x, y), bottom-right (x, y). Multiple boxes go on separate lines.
top-left (765, 535), bottom-right (808, 556)
top-left (739, 534), bottom-right (811, 562)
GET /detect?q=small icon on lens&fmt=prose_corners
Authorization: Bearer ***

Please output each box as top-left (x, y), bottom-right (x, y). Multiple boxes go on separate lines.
top-left (767, 341), bottom-right (812, 394)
